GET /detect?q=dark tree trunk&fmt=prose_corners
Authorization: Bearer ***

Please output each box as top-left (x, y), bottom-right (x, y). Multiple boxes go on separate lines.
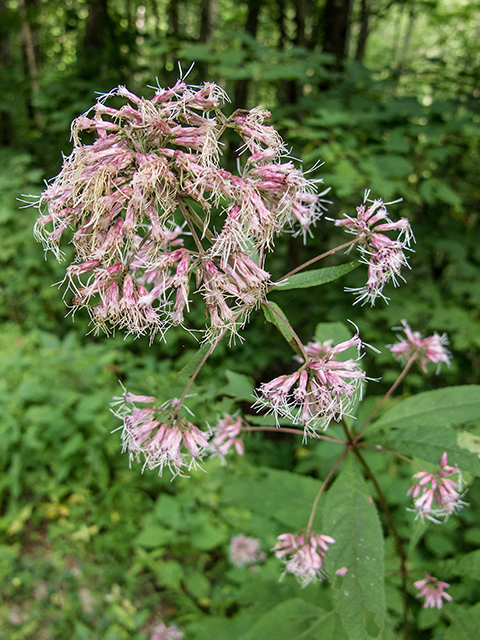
top-left (276, 0), bottom-right (287, 50)
top-left (234, 0), bottom-right (261, 109)
top-left (79, 0), bottom-right (120, 80)
top-left (167, 0), bottom-right (180, 37)
top-left (355, 0), bottom-right (370, 62)
top-left (17, 0), bottom-right (41, 127)
top-left (0, 0), bottom-right (14, 145)
top-left (321, 0), bottom-right (353, 66)
top-left (294, 0), bottom-right (307, 47)
top-left (199, 0), bottom-right (216, 43)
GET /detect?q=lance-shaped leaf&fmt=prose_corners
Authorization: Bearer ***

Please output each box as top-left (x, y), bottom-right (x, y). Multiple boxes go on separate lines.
top-left (366, 386), bottom-right (480, 434)
top-left (261, 300), bottom-right (302, 356)
top-left (176, 342), bottom-right (211, 381)
top-left (240, 598), bottom-right (343, 640)
top-left (370, 425), bottom-right (480, 476)
top-left (273, 261), bottom-right (358, 291)
top-left (323, 456), bottom-right (385, 640)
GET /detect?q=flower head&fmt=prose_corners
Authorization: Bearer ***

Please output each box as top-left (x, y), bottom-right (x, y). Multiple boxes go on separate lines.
top-left (111, 387), bottom-right (210, 477)
top-left (388, 320), bottom-right (451, 373)
top-left (335, 191), bottom-right (414, 306)
top-left (34, 78), bottom-right (326, 342)
top-left (209, 414), bottom-right (244, 464)
top-left (254, 335), bottom-right (366, 433)
top-left (151, 621), bottom-right (184, 640)
top-left (407, 453), bottom-right (467, 523)
top-left (230, 535), bottom-right (265, 567)
top-left (273, 531), bottom-right (335, 587)
top-left (414, 573), bottom-right (452, 609)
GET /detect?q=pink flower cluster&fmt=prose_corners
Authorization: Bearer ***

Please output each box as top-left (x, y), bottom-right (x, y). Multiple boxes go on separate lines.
top-left (151, 621), bottom-right (184, 640)
top-left (230, 535), bottom-right (266, 567)
top-left (34, 78), bottom-right (326, 341)
top-left (335, 192), bottom-right (414, 306)
top-left (388, 320), bottom-right (451, 373)
top-left (111, 388), bottom-right (210, 477)
top-left (273, 531), bottom-right (335, 587)
top-left (254, 335), bottom-right (366, 433)
top-left (414, 573), bottom-right (452, 609)
top-left (209, 414), bottom-right (244, 465)
top-left (407, 453), bottom-right (467, 523)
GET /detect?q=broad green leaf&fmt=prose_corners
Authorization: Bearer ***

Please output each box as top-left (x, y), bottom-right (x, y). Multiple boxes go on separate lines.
top-left (369, 386), bottom-right (480, 434)
top-left (240, 598), bottom-right (342, 640)
top-left (445, 604), bottom-right (480, 640)
top-left (323, 456), bottom-right (385, 640)
top-left (314, 321), bottom-right (352, 345)
top-left (314, 322), bottom-right (358, 362)
top-left (440, 549), bottom-right (480, 579)
top-left (221, 466), bottom-right (324, 530)
top-left (370, 425), bottom-right (480, 476)
top-left (273, 261), bottom-right (358, 291)
top-left (220, 370), bottom-right (255, 401)
top-left (176, 342), bottom-right (211, 381)
top-left (134, 525), bottom-right (174, 548)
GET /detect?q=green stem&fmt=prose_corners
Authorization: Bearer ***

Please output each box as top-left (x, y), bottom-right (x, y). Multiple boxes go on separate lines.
top-left (306, 448), bottom-right (348, 536)
top-left (177, 197), bottom-right (207, 254)
top-left (354, 354), bottom-right (417, 440)
top-left (271, 238), bottom-right (357, 289)
top-left (243, 425), bottom-right (346, 444)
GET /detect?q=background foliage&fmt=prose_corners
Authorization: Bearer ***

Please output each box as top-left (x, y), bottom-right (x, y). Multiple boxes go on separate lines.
top-left (0, 0), bottom-right (479, 638)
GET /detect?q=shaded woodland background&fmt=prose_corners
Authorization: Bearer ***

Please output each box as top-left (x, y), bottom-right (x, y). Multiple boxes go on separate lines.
top-left (1, 1), bottom-right (480, 638)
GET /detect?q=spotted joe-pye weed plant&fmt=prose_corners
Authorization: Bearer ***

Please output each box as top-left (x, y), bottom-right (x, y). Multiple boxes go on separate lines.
top-left (32, 75), bottom-right (480, 640)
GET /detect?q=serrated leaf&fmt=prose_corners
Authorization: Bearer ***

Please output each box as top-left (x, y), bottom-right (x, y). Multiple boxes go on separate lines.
top-left (368, 386), bottom-right (480, 433)
top-left (323, 456), bottom-right (385, 640)
top-left (220, 466), bottom-right (324, 529)
top-left (240, 598), bottom-right (342, 640)
top-left (445, 604), bottom-right (480, 640)
top-left (273, 261), bottom-right (358, 291)
top-left (176, 342), bottom-right (211, 381)
top-left (370, 425), bottom-right (480, 476)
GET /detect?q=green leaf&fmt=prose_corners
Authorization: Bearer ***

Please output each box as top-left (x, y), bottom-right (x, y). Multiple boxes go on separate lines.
top-left (323, 456), bottom-right (385, 640)
top-left (135, 525), bottom-right (174, 548)
top-left (368, 386), bottom-right (480, 432)
top-left (176, 342), bottom-right (211, 381)
top-left (220, 370), bottom-right (255, 401)
top-left (221, 466), bottom-right (324, 530)
top-left (371, 425), bottom-right (480, 476)
top-left (261, 301), bottom-right (300, 354)
top-left (314, 322), bottom-right (352, 345)
top-left (273, 261), bottom-right (358, 291)
top-left (445, 604), bottom-right (480, 640)
top-left (240, 598), bottom-right (342, 640)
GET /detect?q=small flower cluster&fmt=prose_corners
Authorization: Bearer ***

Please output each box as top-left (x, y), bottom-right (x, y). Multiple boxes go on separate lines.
top-left (254, 335), bottom-right (366, 433)
top-left (34, 78), bottom-right (326, 341)
top-left (334, 192), bottom-right (414, 306)
top-left (388, 320), bottom-right (451, 373)
top-left (151, 621), bottom-right (184, 640)
top-left (414, 573), bottom-right (452, 609)
top-left (407, 453), bottom-right (467, 523)
top-left (111, 389), bottom-right (210, 477)
top-left (209, 414), bottom-right (244, 464)
top-left (273, 531), bottom-right (335, 587)
top-left (230, 535), bottom-right (266, 567)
